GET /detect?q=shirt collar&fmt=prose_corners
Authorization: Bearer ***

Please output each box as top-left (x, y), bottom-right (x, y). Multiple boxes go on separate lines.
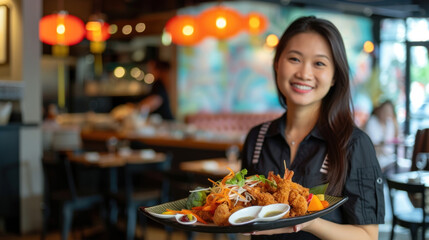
top-left (266, 111), bottom-right (325, 142)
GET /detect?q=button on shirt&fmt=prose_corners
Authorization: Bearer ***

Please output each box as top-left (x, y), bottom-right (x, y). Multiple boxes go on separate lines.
top-left (241, 113), bottom-right (385, 240)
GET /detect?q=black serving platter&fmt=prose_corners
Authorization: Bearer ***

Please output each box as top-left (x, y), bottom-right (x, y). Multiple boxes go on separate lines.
top-left (140, 195), bottom-right (348, 233)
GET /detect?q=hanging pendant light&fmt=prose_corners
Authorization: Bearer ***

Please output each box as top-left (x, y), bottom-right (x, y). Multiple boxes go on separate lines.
top-left (86, 20), bottom-right (110, 43)
top-left (245, 12), bottom-right (268, 35)
top-left (39, 11), bottom-right (85, 110)
top-left (164, 5), bottom-right (269, 46)
top-left (39, 11), bottom-right (85, 46)
top-left (86, 19), bottom-right (110, 77)
top-left (165, 15), bottom-right (205, 46)
top-left (199, 6), bottom-right (243, 40)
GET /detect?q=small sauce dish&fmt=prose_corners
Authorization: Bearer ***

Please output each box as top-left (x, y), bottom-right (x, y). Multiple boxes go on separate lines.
top-left (228, 203), bottom-right (290, 225)
top-left (175, 213), bottom-right (197, 225)
top-left (257, 203), bottom-right (290, 221)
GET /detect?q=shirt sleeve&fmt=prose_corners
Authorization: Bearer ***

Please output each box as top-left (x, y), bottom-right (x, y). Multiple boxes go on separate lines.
top-left (342, 128), bottom-right (385, 225)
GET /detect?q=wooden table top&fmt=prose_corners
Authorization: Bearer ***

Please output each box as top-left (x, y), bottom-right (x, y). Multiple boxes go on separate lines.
top-left (179, 158), bottom-right (241, 178)
top-left (67, 150), bottom-right (166, 168)
top-left (80, 129), bottom-right (243, 151)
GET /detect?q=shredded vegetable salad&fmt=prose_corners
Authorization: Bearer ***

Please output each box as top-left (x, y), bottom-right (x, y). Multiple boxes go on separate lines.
top-left (189, 168), bottom-right (276, 211)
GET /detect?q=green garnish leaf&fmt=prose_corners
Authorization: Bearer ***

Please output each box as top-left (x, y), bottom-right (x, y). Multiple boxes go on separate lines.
top-left (226, 169), bottom-right (248, 187)
top-left (248, 174), bottom-right (277, 187)
top-left (310, 183), bottom-right (329, 195)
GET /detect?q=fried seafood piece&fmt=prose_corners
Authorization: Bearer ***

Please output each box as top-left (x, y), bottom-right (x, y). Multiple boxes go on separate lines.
top-left (288, 189), bottom-right (308, 217)
top-left (261, 172), bottom-right (278, 193)
top-left (195, 210), bottom-right (214, 223)
top-left (269, 171), bottom-right (292, 204)
top-left (273, 179), bottom-right (291, 205)
top-left (230, 201), bottom-right (247, 213)
top-left (268, 169), bottom-right (310, 217)
top-left (290, 182), bottom-right (310, 200)
top-left (246, 186), bottom-right (278, 206)
top-left (213, 203), bottom-right (231, 226)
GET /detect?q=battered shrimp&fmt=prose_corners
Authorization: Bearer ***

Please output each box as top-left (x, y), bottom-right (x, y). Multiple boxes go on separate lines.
top-left (288, 189), bottom-right (308, 217)
top-left (246, 186), bottom-right (278, 206)
top-left (213, 203), bottom-right (231, 226)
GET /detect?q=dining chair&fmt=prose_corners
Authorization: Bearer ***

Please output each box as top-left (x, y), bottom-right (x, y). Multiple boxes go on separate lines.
top-left (112, 153), bottom-right (172, 240)
top-left (41, 151), bottom-right (105, 240)
top-left (386, 177), bottom-right (429, 240)
top-left (411, 128), bottom-right (429, 171)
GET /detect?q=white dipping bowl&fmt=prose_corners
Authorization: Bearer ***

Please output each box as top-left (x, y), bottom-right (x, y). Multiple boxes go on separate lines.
top-left (228, 206), bottom-right (262, 225)
top-left (258, 203), bottom-right (290, 221)
top-left (175, 213), bottom-right (197, 225)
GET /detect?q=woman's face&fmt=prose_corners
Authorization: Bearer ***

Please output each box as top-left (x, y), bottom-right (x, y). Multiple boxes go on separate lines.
top-left (275, 32), bottom-right (335, 110)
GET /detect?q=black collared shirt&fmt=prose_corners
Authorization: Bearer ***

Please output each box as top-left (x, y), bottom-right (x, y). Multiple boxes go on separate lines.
top-left (241, 113), bottom-right (385, 240)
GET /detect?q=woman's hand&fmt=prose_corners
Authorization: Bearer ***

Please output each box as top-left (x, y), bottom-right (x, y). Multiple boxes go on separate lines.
top-left (247, 218), bottom-right (317, 235)
top-left (246, 218), bottom-right (378, 240)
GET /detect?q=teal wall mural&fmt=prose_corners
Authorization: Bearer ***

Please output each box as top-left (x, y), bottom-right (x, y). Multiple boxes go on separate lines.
top-left (176, 2), bottom-right (373, 127)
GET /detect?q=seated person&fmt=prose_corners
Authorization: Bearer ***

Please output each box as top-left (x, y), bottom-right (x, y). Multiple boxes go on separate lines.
top-left (364, 100), bottom-right (399, 169)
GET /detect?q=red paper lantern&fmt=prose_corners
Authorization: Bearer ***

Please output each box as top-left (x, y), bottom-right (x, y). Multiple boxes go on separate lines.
top-left (165, 15), bottom-right (205, 46)
top-left (86, 21), bottom-right (110, 42)
top-left (245, 12), bottom-right (268, 35)
top-left (199, 6), bottom-right (244, 39)
top-left (39, 12), bottom-right (85, 46)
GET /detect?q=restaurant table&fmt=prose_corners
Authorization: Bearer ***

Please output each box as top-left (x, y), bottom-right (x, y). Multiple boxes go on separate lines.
top-left (80, 128), bottom-right (244, 169)
top-left (386, 170), bottom-right (429, 240)
top-left (179, 157), bottom-right (241, 178)
top-left (67, 150), bottom-right (166, 168)
top-left (80, 128), bottom-right (243, 151)
top-left (387, 171), bottom-right (429, 186)
top-left (67, 150), bottom-right (166, 192)
top-left (68, 149), bottom-right (169, 235)
top-left (386, 170), bottom-right (429, 210)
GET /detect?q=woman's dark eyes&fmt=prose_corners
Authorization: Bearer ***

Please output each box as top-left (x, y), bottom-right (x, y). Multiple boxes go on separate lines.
top-left (287, 58), bottom-right (328, 67)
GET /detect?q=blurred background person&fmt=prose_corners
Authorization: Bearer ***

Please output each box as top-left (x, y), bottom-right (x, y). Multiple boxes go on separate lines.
top-left (364, 100), bottom-right (400, 169)
top-left (111, 59), bottom-right (174, 124)
top-left (138, 59), bottom-right (174, 121)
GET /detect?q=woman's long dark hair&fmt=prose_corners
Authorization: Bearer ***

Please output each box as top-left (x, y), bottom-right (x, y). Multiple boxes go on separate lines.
top-left (273, 16), bottom-right (354, 196)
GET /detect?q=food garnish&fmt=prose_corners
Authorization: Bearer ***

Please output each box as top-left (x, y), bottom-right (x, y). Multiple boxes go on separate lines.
top-left (321, 200), bottom-right (329, 209)
top-left (316, 194), bottom-right (325, 201)
top-left (161, 211), bottom-right (175, 215)
top-left (164, 209), bottom-right (207, 224)
top-left (308, 194), bottom-right (324, 212)
top-left (179, 214), bottom-right (194, 222)
top-left (165, 168), bottom-right (330, 226)
top-left (186, 187), bottom-right (208, 209)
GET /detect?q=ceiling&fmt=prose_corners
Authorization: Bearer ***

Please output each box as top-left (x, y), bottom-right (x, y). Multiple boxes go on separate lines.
top-left (44, 0), bottom-right (429, 22)
top-left (41, 0), bottom-right (429, 55)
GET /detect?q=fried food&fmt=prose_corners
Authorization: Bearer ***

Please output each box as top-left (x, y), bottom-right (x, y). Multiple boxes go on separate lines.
top-left (246, 185), bottom-right (278, 206)
top-left (194, 209), bottom-right (214, 223)
top-left (251, 170), bottom-right (309, 218)
top-left (190, 168), bottom-right (311, 226)
top-left (213, 203), bottom-right (231, 226)
top-left (289, 189), bottom-right (308, 217)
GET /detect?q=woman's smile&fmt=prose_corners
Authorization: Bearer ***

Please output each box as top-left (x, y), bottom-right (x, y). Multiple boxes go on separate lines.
top-left (290, 82), bottom-right (314, 93)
